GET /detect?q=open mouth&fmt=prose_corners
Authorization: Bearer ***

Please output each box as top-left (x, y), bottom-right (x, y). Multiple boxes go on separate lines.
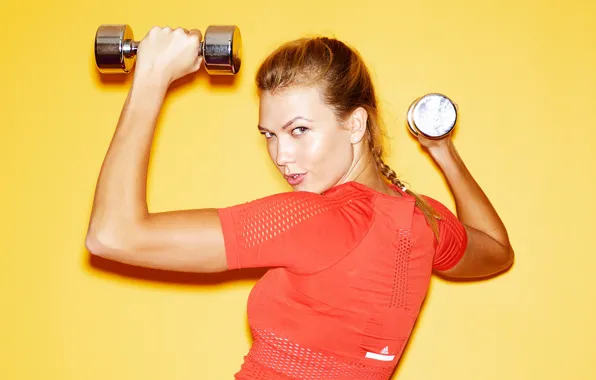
top-left (285, 173), bottom-right (306, 185)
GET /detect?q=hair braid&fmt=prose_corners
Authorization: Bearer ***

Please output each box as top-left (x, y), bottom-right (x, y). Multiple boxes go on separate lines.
top-left (373, 153), bottom-right (441, 241)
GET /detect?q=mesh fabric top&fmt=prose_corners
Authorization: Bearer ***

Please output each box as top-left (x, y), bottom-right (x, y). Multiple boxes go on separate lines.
top-left (217, 181), bottom-right (467, 379)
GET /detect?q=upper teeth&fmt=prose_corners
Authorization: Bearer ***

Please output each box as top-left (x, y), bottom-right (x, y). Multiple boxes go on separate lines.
top-left (292, 175), bottom-right (299, 178)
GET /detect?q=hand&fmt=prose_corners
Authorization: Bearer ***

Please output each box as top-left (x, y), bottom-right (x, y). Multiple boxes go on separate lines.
top-left (416, 132), bottom-right (450, 152)
top-left (415, 133), bottom-right (459, 169)
top-left (134, 26), bottom-right (203, 87)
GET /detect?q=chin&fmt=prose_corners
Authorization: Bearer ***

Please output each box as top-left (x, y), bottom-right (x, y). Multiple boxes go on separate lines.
top-left (292, 183), bottom-right (326, 194)
top-left (291, 184), bottom-right (307, 192)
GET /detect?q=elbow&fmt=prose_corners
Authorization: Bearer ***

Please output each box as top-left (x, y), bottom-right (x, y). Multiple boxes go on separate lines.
top-left (442, 243), bottom-right (515, 281)
top-left (85, 228), bottom-right (128, 260)
top-left (503, 246), bottom-right (515, 269)
top-left (492, 245), bottom-right (515, 274)
top-left (85, 232), bottom-right (107, 257)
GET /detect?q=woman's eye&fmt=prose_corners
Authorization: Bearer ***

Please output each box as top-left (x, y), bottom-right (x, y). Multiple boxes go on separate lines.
top-left (292, 127), bottom-right (308, 136)
top-left (260, 132), bottom-right (274, 139)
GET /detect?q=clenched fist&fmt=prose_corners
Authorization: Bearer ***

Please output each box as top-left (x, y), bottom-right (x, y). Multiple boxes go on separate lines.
top-left (135, 26), bottom-right (203, 87)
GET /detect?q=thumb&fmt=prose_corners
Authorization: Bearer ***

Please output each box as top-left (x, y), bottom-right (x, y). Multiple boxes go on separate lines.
top-left (188, 29), bottom-right (204, 72)
top-left (191, 56), bottom-right (204, 72)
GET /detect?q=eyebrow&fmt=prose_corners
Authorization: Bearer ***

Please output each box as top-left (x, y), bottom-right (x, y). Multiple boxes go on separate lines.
top-left (258, 116), bottom-right (313, 132)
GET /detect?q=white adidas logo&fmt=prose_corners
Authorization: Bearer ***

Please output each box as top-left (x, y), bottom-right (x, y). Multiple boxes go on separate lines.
top-left (365, 346), bottom-right (395, 361)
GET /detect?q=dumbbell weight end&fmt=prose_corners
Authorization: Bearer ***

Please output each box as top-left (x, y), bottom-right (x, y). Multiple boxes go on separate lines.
top-left (406, 93), bottom-right (458, 139)
top-left (95, 24), bottom-right (137, 74)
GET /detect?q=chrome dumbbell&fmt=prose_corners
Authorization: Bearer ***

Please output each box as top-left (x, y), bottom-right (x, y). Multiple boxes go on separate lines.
top-left (94, 24), bottom-right (242, 75)
top-left (406, 93), bottom-right (458, 139)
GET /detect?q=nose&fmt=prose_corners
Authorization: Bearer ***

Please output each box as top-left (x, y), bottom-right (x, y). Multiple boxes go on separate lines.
top-left (275, 140), bottom-right (295, 167)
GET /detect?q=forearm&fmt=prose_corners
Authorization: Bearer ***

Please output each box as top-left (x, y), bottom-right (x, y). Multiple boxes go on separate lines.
top-left (429, 140), bottom-right (511, 249)
top-left (86, 76), bottom-right (169, 246)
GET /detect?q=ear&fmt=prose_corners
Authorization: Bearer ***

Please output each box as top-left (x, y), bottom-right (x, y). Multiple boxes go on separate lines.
top-left (348, 107), bottom-right (368, 144)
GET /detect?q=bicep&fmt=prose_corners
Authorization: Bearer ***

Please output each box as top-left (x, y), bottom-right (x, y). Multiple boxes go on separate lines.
top-left (86, 208), bottom-right (229, 273)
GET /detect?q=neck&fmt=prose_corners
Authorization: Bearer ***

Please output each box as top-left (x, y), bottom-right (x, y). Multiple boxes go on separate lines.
top-left (344, 152), bottom-right (400, 197)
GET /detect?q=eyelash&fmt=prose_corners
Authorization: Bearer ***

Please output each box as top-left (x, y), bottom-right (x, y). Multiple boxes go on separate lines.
top-left (260, 127), bottom-right (309, 139)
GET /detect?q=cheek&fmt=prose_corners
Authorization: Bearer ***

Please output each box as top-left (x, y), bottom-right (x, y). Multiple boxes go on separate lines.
top-left (267, 141), bottom-right (276, 161)
top-left (298, 138), bottom-right (323, 162)
top-left (298, 133), bottom-right (352, 171)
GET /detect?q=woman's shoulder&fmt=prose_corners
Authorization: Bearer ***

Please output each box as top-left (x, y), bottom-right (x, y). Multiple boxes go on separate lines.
top-left (322, 180), bottom-right (402, 199)
top-left (238, 181), bottom-right (378, 209)
top-left (218, 181), bottom-right (377, 226)
top-left (321, 181), bottom-right (376, 201)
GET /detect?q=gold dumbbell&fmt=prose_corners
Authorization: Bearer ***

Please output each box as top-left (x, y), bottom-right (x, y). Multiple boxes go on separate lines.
top-left (94, 24), bottom-right (242, 75)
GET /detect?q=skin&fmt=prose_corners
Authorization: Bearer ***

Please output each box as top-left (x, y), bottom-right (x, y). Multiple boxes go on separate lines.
top-left (85, 26), bottom-right (514, 279)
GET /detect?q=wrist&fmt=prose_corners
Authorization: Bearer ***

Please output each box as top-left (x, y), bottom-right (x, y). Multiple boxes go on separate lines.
top-left (428, 139), bottom-right (460, 172)
top-left (128, 74), bottom-right (170, 111)
top-left (132, 70), bottom-right (171, 94)
top-left (427, 138), bottom-right (453, 159)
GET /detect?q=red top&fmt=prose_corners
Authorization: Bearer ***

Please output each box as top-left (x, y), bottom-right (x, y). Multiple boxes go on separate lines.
top-left (218, 181), bottom-right (467, 379)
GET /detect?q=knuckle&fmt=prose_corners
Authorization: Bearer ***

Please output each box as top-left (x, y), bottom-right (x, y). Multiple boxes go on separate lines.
top-left (190, 33), bottom-right (201, 44)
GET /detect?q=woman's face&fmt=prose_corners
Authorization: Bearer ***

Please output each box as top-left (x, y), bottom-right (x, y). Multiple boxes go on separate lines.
top-left (258, 85), bottom-right (367, 194)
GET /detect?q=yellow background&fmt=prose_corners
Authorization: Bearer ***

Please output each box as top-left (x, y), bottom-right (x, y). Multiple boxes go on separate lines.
top-left (1, 0), bottom-right (595, 379)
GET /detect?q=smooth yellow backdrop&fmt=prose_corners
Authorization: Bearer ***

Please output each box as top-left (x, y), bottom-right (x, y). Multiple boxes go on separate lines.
top-left (1, 0), bottom-right (595, 379)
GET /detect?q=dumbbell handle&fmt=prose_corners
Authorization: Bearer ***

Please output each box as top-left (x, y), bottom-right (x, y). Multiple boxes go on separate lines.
top-left (121, 39), bottom-right (205, 58)
top-left (121, 39), bottom-right (138, 57)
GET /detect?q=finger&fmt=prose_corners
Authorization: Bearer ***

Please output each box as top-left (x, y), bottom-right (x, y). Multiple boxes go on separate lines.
top-left (191, 56), bottom-right (204, 72)
top-left (187, 29), bottom-right (203, 55)
top-left (188, 28), bottom-right (203, 41)
top-left (173, 27), bottom-right (189, 34)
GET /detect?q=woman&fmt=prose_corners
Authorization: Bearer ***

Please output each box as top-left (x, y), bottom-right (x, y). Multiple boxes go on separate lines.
top-left (85, 26), bottom-right (514, 379)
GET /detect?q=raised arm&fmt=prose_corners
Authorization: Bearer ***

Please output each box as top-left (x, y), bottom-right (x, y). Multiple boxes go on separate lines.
top-left (85, 27), bottom-right (228, 273)
top-left (423, 137), bottom-right (515, 279)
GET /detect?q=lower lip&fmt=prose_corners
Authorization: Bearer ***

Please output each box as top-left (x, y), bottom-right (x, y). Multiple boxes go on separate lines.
top-left (286, 174), bottom-right (306, 186)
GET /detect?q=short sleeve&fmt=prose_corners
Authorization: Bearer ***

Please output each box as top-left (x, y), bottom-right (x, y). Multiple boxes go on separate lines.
top-left (217, 190), bottom-right (374, 274)
top-left (422, 196), bottom-right (468, 271)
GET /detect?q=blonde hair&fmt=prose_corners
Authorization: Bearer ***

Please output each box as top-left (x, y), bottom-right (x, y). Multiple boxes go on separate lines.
top-left (256, 37), bottom-right (441, 239)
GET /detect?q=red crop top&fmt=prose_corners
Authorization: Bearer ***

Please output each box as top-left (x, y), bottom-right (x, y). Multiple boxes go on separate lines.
top-left (217, 181), bottom-right (467, 379)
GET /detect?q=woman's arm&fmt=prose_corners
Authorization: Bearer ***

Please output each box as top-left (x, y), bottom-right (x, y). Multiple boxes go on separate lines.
top-left (85, 27), bottom-right (228, 273)
top-left (424, 138), bottom-right (514, 279)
